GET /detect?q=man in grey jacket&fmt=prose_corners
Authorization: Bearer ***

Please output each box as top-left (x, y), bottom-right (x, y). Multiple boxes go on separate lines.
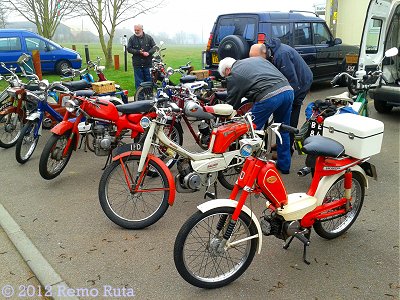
top-left (218, 56), bottom-right (294, 174)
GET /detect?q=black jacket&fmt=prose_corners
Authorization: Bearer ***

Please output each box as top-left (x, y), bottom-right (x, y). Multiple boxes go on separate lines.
top-left (226, 57), bottom-right (291, 110)
top-left (127, 33), bottom-right (156, 67)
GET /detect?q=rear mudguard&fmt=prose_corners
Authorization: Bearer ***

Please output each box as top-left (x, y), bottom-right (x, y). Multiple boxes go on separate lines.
top-left (313, 165), bottom-right (368, 205)
top-left (112, 150), bottom-right (176, 206)
top-left (197, 199), bottom-right (263, 254)
top-left (139, 81), bottom-right (156, 89)
top-left (0, 105), bottom-right (17, 115)
top-left (51, 120), bottom-right (80, 150)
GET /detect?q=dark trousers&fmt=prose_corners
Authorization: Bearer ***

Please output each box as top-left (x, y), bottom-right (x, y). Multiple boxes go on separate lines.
top-left (290, 89), bottom-right (309, 148)
top-left (133, 66), bottom-right (151, 89)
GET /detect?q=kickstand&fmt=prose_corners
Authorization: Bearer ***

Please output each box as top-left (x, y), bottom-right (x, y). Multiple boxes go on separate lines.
top-left (78, 135), bottom-right (86, 151)
top-left (283, 236), bottom-right (295, 250)
top-left (283, 230), bottom-right (311, 265)
top-left (204, 181), bottom-right (218, 199)
top-left (102, 153), bottom-right (111, 170)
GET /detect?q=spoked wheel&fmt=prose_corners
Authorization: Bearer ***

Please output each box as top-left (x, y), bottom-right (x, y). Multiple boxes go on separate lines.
top-left (0, 111), bottom-right (24, 148)
top-left (98, 154), bottom-right (171, 229)
top-left (218, 140), bottom-right (245, 190)
top-left (174, 207), bottom-right (258, 289)
top-left (15, 120), bottom-right (40, 164)
top-left (134, 85), bottom-right (157, 101)
top-left (313, 172), bottom-right (365, 239)
top-left (39, 131), bottom-right (75, 180)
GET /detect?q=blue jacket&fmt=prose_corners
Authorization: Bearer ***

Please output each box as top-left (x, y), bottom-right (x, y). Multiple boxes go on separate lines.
top-left (265, 38), bottom-right (313, 104)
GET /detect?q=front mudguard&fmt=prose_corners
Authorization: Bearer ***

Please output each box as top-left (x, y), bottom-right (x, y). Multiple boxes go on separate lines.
top-left (314, 165), bottom-right (368, 205)
top-left (51, 120), bottom-right (79, 151)
top-left (138, 81), bottom-right (156, 89)
top-left (112, 150), bottom-right (176, 206)
top-left (197, 199), bottom-right (263, 254)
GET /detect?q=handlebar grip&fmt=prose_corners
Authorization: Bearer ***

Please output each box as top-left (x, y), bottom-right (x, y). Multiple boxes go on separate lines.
top-left (330, 73), bottom-right (341, 86)
top-left (280, 124), bottom-right (299, 134)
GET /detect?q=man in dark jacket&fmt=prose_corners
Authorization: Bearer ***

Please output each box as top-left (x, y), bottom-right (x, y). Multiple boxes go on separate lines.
top-left (218, 56), bottom-right (294, 174)
top-left (127, 24), bottom-right (156, 89)
top-left (250, 38), bottom-right (313, 148)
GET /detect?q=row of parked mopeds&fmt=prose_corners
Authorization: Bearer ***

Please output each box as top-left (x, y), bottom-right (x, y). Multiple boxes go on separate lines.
top-left (0, 50), bottom-right (388, 289)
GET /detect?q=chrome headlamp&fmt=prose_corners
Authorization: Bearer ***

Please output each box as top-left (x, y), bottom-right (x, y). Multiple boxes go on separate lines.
top-left (239, 143), bottom-right (253, 157)
top-left (239, 137), bottom-right (263, 157)
top-left (65, 99), bottom-right (79, 113)
top-left (140, 117), bottom-right (151, 129)
top-left (38, 80), bottom-right (49, 91)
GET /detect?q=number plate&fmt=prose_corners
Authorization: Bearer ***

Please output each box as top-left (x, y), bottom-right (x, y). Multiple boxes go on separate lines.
top-left (211, 53), bottom-right (219, 64)
top-left (309, 120), bottom-right (323, 136)
top-left (346, 65), bottom-right (355, 72)
top-left (112, 143), bottom-right (142, 157)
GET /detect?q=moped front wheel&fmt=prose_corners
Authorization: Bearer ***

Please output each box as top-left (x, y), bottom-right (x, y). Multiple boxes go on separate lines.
top-left (134, 85), bottom-right (157, 101)
top-left (39, 131), bottom-right (74, 180)
top-left (174, 207), bottom-right (258, 289)
top-left (313, 172), bottom-right (365, 239)
top-left (0, 111), bottom-right (24, 148)
top-left (15, 120), bottom-right (40, 164)
top-left (98, 154), bottom-right (171, 229)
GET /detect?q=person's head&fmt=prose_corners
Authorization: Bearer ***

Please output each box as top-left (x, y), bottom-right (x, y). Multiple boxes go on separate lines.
top-left (249, 43), bottom-right (268, 59)
top-left (134, 24), bottom-right (144, 37)
top-left (218, 57), bottom-right (236, 77)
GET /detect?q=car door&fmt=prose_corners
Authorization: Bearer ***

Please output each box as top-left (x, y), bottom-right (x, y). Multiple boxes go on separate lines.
top-left (0, 34), bottom-right (23, 72)
top-left (312, 22), bottom-right (340, 78)
top-left (292, 22), bottom-right (317, 76)
top-left (24, 36), bottom-right (55, 72)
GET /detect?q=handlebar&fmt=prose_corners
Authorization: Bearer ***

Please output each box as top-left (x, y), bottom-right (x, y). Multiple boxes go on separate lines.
top-left (280, 124), bottom-right (299, 134)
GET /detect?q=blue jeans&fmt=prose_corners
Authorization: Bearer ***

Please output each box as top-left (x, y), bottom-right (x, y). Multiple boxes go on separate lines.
top-left (250, 89), bottom-right (294, 172)
top-left (134, 66), bottom-right (151, 89)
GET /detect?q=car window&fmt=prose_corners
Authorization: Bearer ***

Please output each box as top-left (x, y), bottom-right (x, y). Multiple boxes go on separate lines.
top-left (312, 23), bottom-right (331, 44)
top-left (365, 18), bottom-right (383, 54)
top-left (294, 23), bottom-right (312, 45)
top-left (26, 37), bottom-right (47, 52)
top-left (215, 16), bottom-right (257, 45)
top-left (271, 23), bottom-right (290, 45)
top-left (0, 37), bottom-right (22, 51)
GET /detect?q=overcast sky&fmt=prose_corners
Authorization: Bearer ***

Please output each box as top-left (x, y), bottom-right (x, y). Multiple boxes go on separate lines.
top-left (64, 0), bottom-right (323, 42)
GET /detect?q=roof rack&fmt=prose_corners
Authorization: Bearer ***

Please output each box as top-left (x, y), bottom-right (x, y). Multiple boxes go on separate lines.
top-left (289, 10), bottom-right (319, 17)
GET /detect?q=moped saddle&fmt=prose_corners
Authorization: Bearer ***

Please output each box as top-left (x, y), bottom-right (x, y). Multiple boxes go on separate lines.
top-left (74, 90), bottom-right (95, 97)
top-left (214, 91), bottom-right (228, 101)
top-left (326, 91), bottom-right (354, 103)
top-left (62, 79), bottom-right (91, 91)
top-left (302, 135), bottom-right (344, 158)
top-left (203, 103), bottom-right (234, 117)
top-left (116, 100), bottom-right (154, 114)
top-left (180, 75), bottom-right (197, 84)
top-left (25, 84), bottom-right (41, 91)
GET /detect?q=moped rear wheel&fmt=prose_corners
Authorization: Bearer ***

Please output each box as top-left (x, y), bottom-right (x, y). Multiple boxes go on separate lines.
top-left (98, 154), bottom-right (171, 229)
top-left (174, 207), bottom-right (258, 289)
top-left (0, 111), bottom-right (24, 148)
top-left (39, 130), bottom-right (74, 180)
top-left (218, 140), bottom-right (244, 190)
top-left (313, 172), bottom-right (364, 239)
top-left (134, 85), bottom-right (157, 101)
top-left (15, 120), bottom-right (40, 164)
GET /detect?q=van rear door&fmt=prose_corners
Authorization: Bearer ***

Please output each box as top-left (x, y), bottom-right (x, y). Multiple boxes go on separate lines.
top-left (358, 0), bottom-right (393, 73)
top-left (0, 33), bottom-right (23, 72)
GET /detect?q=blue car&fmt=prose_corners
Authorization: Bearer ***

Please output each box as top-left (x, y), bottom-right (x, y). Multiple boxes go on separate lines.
top-left (0, 29), bottom-right (82, 74)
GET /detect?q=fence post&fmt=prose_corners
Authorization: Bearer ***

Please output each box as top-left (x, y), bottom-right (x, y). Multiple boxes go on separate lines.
top-left (72, 45), bottom-right (76, 51)
top-left (84, 45), bottom-right (90, 63)
top-left (124, 35), bottom-right (128, 72)
top-left (31, 50), bottom-right (42, 80)
top-left (114, 55), bottom-right (120, 70)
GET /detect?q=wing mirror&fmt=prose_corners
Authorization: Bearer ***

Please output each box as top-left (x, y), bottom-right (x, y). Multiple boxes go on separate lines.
top-left (384, 47), bottom-right (399, 58)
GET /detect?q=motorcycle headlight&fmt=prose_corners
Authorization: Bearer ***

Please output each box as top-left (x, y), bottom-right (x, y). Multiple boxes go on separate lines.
top-left (38, 80), bottom-right (49, 90)
top-left (140, 117), bottom-right (151, 129)
top-left (240, 143), bottom-right (253, 157)
top-left (65, 99), bottom-right (79, 113)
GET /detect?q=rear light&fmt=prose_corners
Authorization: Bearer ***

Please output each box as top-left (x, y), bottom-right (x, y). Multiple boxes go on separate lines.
top-left (206, 34), bottom-right (213, 51)
top-left (257, 33), bottom-right (266, 44)
top-left (316, 115), bottom-right (324, 124)
top-left (208, 70), bottom-right (212, 76)
top-left (123, 90), bottom-right (129, 95)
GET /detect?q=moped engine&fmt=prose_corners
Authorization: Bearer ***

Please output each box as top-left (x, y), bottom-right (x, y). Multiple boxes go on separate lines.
top-left (261, 209), bottom-right (302, 241)
top-left (93, 124), bottom-right (114, 156)
top-left (176, 159), bottom-right (201, 191)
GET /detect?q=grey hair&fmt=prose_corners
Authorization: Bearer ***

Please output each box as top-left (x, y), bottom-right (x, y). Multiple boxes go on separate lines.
top-left (218, 57), bottom-right (236, 77)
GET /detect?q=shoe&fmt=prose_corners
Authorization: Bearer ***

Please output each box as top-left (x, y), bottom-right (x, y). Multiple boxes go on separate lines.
top-left (277, 167), bottom-right (290, 175)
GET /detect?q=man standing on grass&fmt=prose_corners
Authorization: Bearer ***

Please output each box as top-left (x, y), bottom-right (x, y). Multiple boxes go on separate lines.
top-left (127, 24), bottom-right (156, 89)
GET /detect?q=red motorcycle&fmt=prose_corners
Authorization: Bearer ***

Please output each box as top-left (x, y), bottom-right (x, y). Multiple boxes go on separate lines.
top-left (38, 88), bottom-right (181, 180)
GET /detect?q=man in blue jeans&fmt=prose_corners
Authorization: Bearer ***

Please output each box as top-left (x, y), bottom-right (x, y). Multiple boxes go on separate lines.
top-left (127, 24), bottom-right (156, 89)
top-left (218, 56), bottom-right (294, 174)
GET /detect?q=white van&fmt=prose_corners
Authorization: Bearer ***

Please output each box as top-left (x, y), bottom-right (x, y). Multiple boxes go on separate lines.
top-left (358, 0), bottom-right (400, 113)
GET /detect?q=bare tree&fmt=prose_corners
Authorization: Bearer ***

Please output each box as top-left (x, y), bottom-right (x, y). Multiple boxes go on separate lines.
top-left (3, 0), bottom-right (77, 39)
top-left (75, 0), bottom-right (163, 68)
top-left (0, 5), bottom-right (9, 28)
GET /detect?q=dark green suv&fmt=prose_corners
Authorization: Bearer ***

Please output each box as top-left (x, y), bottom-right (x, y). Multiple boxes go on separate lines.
top-left (203, 11), bottom-right (359, 84)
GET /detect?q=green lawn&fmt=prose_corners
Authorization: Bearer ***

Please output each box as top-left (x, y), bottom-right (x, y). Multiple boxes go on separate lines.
top-left (0, 44), bottom-right (205, 95)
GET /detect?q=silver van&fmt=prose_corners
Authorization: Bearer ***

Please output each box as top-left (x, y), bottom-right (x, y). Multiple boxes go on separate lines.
top-left (357, 0), bottom-right (400, 113)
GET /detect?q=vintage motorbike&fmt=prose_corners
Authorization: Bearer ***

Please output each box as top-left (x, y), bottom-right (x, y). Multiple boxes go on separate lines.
top-left (173, 116), bottom-right (382, 289)
top-left (98, 98), bottom-right (259, 230)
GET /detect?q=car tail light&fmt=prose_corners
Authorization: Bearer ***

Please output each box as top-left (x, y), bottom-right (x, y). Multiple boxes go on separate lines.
top-left (206, 34), bottom-right (213, 51)
top-left (257, 33), bottom-right (266, 44)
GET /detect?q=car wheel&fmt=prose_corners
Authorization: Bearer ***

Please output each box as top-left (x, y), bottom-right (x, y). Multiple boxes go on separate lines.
top-left (218, 35), bottom-right (250, 61)
top-left (55, 60), bottom-right (72, 75)
top-left (374, 100), bottom-right (393, 113)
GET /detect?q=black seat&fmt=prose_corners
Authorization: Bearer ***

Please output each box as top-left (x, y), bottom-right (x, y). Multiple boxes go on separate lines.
top-left (180, 75), bottom-right (197, 84)
top-left (25, 84), bottom-right (41, 91)
top-left (116, 100), bottom-right (154, 114)
top-left (75, 90), bottom-right (95, 97)
top-left (62, 79), bottom-right (91, 91)
top-left (302, 135), bottom-right (345, 158)
top-left (214, 91), bottom-right (228, 101)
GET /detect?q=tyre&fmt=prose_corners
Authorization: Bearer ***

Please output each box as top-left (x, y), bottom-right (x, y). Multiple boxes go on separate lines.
top-left (218, 35), bottom-right (250, 61)
top-left (39, 131), bottom-right (74, 180)
top-left (374, 100), bottom-right (393, 114)
top-left (347, 77), bottom-right (358, 96)
top-left (174, 207), bottom-right (258, 289)
top-left (134, 84), bottom-right (157, 101)
top-left (55, 60), bottom-right (72, 75)
top-left (15, 120), bottom-right (40, 164)
top-left (0, 111), bottom-right (24, 148)
top-left (98, 154), bottom-right (171, 229)
top-left (313, 172), bottom-right (365, 239)
top-left (218, 140), bottom-right (244, 190)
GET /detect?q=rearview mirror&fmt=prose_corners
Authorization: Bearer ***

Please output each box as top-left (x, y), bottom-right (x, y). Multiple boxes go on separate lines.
top-left (385, 47), bottom-right (399, 58)
top-left (159, 41), bottom-right (164, 46)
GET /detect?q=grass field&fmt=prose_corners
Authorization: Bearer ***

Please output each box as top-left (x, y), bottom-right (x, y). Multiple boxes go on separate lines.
top-left (0, 43), bottom-right (205, 95)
